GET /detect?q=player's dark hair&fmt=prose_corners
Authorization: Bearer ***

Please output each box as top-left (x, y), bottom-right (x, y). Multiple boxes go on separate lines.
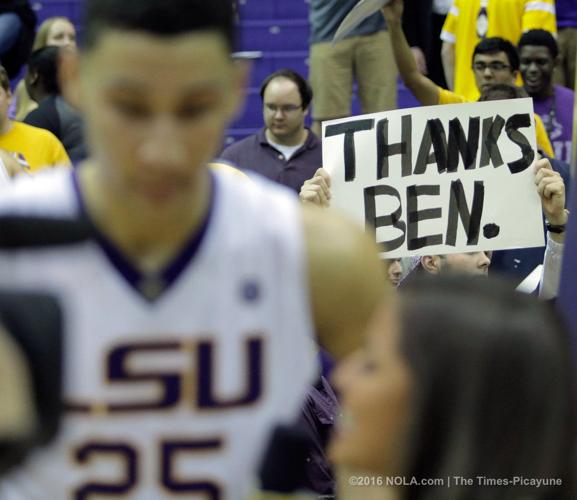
top-left (260, 69), bottom-right (313, 110)
top-left (82, 0), bottom-right (236, 52)
top-left (398, 276), bottom-right (577, 499)
top-left (27, 46), bottom-right (61, 96)
top-left (518, 29), bottom-right (559, 59)
top-left (478, 83), bottom-right (528, 101)
top-left (473, 37), bottom-right (520, 72)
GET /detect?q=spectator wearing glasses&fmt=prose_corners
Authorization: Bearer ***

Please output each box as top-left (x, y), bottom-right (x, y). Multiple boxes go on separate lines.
top-left (382, 0), bottom-right (554, 157)
top-left (218, 69), bottom-right (320, 193)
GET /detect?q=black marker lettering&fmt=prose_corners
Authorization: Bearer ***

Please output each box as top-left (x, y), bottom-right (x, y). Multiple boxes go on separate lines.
top-left (364, 185), bottom-right (406, 251)
top-left (480, 115), bottom-right (505, 168)
top-left (407, 185), bottom-right (443, 250)
top-left (445, 180), bottom-right (485, 246)
top-left (325, 119), bottom-right (375, 182)
top-left (447, 117), bottom-right (480, 171)
top-left (376, 114), bottom-right (413, 179)
top-left (505, 113), bottom-right (534, 174)
top-left (414, 119), bottom-right (448, 174)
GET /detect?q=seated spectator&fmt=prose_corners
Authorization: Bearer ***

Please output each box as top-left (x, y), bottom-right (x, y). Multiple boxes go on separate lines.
top-left (301, 158), bottom-right (566, 293)
top-left (218, 69), bottom-right (320, 193)
top-left (387, 258), bottom-right (403, 287)
top-left (519, 29), bottom-right (575, 163)
top-left (0, 65), bottom-right (70, 172)
top-left (382, 0), bottom-right (555, 157)
top-left (15, 16), bottom-right (77, 121)
top-left (331, 275), bottom-right (576, 499)
top-left (24, 46), bottom-right (87, 162)
top-left (412, 251), bottom-right (491, 278)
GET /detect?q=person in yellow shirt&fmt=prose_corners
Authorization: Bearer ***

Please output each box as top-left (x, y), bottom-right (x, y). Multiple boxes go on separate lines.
top-left (383, 0), bottom-right (554, 157)
top-left (0, 65), bottom-right (70, 173)
top-left (440, 0), bottom-right (556, 101)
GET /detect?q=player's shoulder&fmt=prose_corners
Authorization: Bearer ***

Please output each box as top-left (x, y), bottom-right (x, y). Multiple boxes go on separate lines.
top-left (302, 205), bottom-right (376, 263)
top-left (209, 160), bottom-right (249, 179)
top-left (0, 167), bottom-right (77, 216)
top-left (212, 164), bottom-right (296, 206)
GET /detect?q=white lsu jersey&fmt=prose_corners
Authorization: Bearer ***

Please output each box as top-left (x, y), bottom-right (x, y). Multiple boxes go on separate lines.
top-left (0, 167), bottom-right (316, 500)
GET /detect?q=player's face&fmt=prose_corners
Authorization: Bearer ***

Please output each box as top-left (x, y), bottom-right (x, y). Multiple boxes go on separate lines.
top-left (473, 51), bottom-right (518, 93)
top-left (47, 19), bottom-right (76, 48)
top-left (263, 77), bottom-right (307, 143)
top-left (441, 251), bottom-right (491, 276)
top-left (519, 45), bottom-right (555, 99)
top-left (79, 30), bottom-right (243, 203)
top-left (329, 301), bottom-right (412, 474)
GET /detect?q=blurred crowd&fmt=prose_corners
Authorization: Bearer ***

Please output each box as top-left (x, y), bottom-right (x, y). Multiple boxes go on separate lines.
top-left (0, 1), bottom-right (575, 500)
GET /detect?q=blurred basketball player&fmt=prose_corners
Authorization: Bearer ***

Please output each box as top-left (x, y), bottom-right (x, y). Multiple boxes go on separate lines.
top-left (0, 1), bottom-right (386, 498)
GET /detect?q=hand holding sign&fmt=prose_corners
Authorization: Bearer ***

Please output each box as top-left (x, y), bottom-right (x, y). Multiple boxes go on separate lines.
top-left (534, 159), bottom-right (567, 226)
top-left (323, 99), bottom-right (545, 258)
top-left (300, 168), bottom-right (332, 208)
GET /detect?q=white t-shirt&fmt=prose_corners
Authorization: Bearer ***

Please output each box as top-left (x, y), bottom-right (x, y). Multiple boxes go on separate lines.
top-left (268, 140), bottom-right (303, 161)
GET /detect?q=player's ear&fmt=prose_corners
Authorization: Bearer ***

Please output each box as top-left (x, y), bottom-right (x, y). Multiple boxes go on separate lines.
top-left (421, 255), bottom-right (442, 275)
top-left (58, 47), bottom-right (81, 111)
top-left (225, 58), bottom-right (251, 120)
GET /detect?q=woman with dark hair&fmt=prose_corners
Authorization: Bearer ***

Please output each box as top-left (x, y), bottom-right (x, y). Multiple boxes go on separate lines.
top-left (331, 276), bottom-right (577, 500)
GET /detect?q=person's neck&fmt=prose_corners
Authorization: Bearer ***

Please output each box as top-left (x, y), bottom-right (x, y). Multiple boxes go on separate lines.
top-left (77, 161), bottom-right (211, 274)
top-left (266, 127), bottom-right (308, 147)
top-left (534, 85), bottom-right (555, 101)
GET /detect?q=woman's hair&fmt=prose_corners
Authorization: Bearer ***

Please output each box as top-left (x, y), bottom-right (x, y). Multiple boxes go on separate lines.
top-left (399, 276), bottom-right (576, 500)
top-left (33, 17), bottom-right (72, 51)
top-left (27, 47), bottom-right (61, 96)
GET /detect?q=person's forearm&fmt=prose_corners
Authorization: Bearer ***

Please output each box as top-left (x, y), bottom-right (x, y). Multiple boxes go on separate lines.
top-left (388, 20), bottom-right (437, 105)
top-left (539, 235), bottom-right (564, 300)
top-left (441, 41), bottom-right (455, 90)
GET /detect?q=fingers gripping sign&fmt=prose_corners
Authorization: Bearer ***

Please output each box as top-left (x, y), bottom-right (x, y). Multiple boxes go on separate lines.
top-left (534, 158), bottom-right (568, 226)
top-left (300, 168), bottom-right (332, 207)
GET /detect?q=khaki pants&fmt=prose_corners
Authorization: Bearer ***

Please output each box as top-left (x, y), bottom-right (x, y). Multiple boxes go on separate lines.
top-left (553, 27), bottom-right (577, 91)
top-left (309, 30), bottom-right (398, 121)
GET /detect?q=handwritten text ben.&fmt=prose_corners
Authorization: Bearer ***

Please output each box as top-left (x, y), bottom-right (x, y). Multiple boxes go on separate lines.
top-left (325, 112), bottom-right (534, 251)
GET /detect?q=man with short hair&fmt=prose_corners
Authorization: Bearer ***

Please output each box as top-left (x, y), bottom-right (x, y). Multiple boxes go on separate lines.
top-left (382, 0), bottom-right (554, 157)
top-left (519, 29), bottom-right (575, 163)
top-left (219, 69), bottom-right (320, 193)
top-left (0, 1), bottom-right (385, 498)
top-left (0, 65), bottom-right (70, 172)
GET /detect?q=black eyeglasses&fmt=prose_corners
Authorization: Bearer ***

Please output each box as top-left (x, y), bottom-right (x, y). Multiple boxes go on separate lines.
top-left (264, 104), bottom-right (302, 114)
top-left (472, 61), bottom-right (511, 72)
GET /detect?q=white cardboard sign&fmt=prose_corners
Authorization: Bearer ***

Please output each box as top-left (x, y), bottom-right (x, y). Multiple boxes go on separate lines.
top-left (322, 99), bottom-right (545, 258)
